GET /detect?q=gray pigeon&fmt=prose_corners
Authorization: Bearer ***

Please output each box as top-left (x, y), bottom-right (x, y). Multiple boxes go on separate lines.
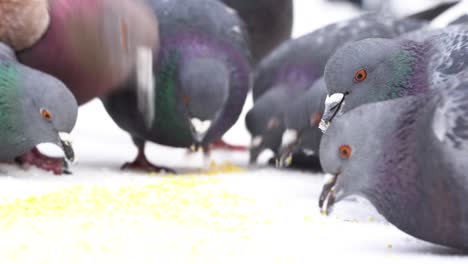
top-left (0, 43), bottom-right (77, 175)
top-left (245, 88), bottom-right (287, 164)
top-left (277, 78), bottom-right (327, 168)
top-left (220, 0), bottom-right (293, 64)
top-left (247, 13), bottom-right (427, 164)
top-left (319, 27), bottom-right (468, 132)
top-left (103, 0), bottom-right (251, 172)
top-left (318, 80), bottom-right (468, 249)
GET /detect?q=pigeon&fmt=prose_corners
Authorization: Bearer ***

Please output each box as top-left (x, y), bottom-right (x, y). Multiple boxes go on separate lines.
top-left (319, 27), bottom-right (468, 132)
top-left (245, 88), bottom-right (287, 164)
top-left (103, 0), bottom-right (251, 172)
top-left (318, 79), bottom-right (468, 249)
top-left (277, 78), bottom-right (327, 169)
top-left (0, 42), bottom-right (77, 175)
top-left (3, 0), bottom-right (159, 105)
top-left (0, 0), bottom-right (159, 172)
top-left (247, 13), bottom-right (427, 164)
top-left (220, 0), bottom-right (293, 64)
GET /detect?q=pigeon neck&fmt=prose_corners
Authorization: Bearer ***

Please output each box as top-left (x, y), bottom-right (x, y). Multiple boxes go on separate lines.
top-left (379, 41), bottom-right (430, 102)
top-left (366, 95), bottom-right (466, 245)
top-left (400, 40), bottom-right (432, 96)
top-left (0, 63), bottom-right (24, 141)
top-left (0, 0), bottom-right (50, 51)
top-left (178, 56), bottom-right (230, 121)
top-left (153, 50), bottom-right (192, 140)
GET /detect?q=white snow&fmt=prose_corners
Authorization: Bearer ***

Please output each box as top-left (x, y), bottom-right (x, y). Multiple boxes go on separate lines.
top-left (0, 0), bottom-right (467, 263)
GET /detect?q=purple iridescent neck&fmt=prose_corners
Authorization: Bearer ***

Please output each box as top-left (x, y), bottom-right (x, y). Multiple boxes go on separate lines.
top-left (399, 40), bottom-right (432, 97)
top-left (364, 95), bottom-right (467, 247)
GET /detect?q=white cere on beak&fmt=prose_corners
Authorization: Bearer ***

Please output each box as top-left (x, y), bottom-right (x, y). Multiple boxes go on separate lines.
top-left (136, 46), bottom-right (155, 130)
top-left (191, 118), bottom-right (212, 136)
top-left (319, 93), bottom-right (346, 133)
top-left (323, 173), bottom-right (338, 186)
top-left (281, 129), bottom-right (299, 148)
top-left (58, 132), bottom-right (73, 143)
top-left (325, 93), bottom-right (345, 106)
top-left (251, 136), bottom-right (263, 148)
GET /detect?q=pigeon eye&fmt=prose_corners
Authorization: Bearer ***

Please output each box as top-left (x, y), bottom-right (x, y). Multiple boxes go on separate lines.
top-left (339, 145), bottom-right (352, 159)
top-left (40, 108), bottom-right (53, 121)
top-left (183, 95), bottom-right (190, 105)
top-left (354, 69), bottom-right (367, 82)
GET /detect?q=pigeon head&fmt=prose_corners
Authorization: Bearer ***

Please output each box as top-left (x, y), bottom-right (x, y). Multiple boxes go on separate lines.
top-left (318, 95), bottom-right (422, 215)
top-left (0, 0), bottom-right (50, 51)
top-left (178, 57), bottom-right (230, 143)
top-left (278, 79), bottom-right (327, 167)
top-left (318, 100), bottom-right (391, 214)
top-left (320, 38), bottom-right (422, 132)
top-left (22, 68), bottom-right (78, 163)
top-left (0, 52), bottom-right (78, 163)
top-left (246, 88), bottom-right (287, 164)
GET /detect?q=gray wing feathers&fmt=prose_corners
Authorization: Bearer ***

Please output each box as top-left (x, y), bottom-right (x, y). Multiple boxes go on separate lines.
top-left (432, 80), bottom-right (468, 149)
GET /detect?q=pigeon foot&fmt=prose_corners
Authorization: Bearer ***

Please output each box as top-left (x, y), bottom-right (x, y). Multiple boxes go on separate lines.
top-left (122, 150), bottom-right (176, 174)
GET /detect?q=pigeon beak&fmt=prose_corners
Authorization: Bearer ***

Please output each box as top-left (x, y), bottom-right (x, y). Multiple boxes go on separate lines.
top-left (58, 132), bottom-right (75, 164)
top-left (190, 118), bottom-right (212, 143)
top-left (249, 137), bottom-right (263, 164)
top-left (319, 93), bottom-right (346, 133)
top-left (276, 129), bottom-right (299, 168)
top-left (319, 173), bottom-right (340, 215)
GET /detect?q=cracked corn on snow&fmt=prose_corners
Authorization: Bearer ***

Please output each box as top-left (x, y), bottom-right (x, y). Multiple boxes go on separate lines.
top-left (0, 164), bottom-right (315, 263)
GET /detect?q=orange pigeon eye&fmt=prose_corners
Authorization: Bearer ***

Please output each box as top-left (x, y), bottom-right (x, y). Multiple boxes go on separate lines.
top-left (339, 145), bottom-right (352, 159)
top-left (183, 95), bottom-right (190, 105)
top-left (354, 69), bottom-right (367, 82)
top-left (40, 108), bottom-right (53, 121)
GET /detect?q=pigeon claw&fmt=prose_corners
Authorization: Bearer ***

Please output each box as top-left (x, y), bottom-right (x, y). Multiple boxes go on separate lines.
top-left (320, 93), bottom-right (346, 133)
top-left (276, 150), bottom-right (293, 168)
top-left (122, 155), bottom-right (176, 174)
top-left (121, 160), bottom-right (176, 174)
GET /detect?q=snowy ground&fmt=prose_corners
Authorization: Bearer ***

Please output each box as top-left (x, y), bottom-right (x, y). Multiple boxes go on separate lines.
top-left (0, 0), bottom-right (467, 263)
